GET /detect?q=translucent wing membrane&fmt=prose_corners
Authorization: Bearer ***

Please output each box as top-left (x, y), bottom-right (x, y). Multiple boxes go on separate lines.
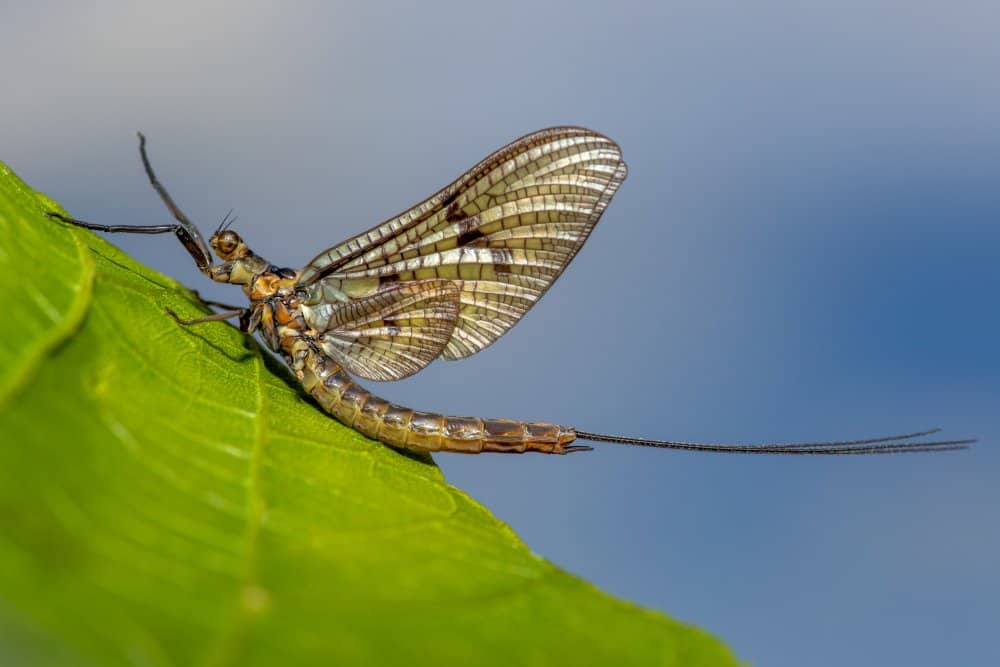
top-left (52, 131), bottom-right (976, 458)
top-left (311, 280), bottom-right (460, 382)
top-left (298, 127), bottom-right (628, 361)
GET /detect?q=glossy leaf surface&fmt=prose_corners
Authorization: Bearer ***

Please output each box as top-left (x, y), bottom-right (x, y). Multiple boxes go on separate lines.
top-left (0, 161), bottom-right (739, 667)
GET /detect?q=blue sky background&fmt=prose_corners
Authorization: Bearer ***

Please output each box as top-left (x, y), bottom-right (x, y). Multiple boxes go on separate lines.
top-left (4, 2), bottom-right (998, 664)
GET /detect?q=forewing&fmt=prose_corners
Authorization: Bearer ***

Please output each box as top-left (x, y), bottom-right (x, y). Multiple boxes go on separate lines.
top-left (298, 127), bottom-right (627, 360)
top-left (309, 280), bottom-right (459, 382)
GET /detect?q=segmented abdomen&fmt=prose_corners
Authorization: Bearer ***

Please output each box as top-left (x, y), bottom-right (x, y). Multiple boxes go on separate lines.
top-left (297, 348), bottom-right (578, 454)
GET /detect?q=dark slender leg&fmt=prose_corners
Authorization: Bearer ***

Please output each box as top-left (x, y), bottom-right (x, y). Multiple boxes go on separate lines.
top-left (189, 290), bottom-right (244, 311)
top-left (46, 133), bottom-right (214, 272)
top-left (136, 132), bottom-right (213, 271)
top-left (165, 308), bottom-right (243, 326)
top-left (47, 212), bottom-right (179, 235)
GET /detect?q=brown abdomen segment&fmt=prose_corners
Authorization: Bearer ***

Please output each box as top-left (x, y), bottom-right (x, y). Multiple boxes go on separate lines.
top-left (298, 351), bottom-right (579, 454)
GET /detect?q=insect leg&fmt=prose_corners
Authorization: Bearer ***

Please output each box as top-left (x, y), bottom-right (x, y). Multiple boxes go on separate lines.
top-left (164, 308), bottom-right (243, 326)
top-left (47, 134), bottom-right (215, 272)
top-left (46, 212), bottom-right (181, 235)
top-left (47, 208), bottom-right (211, 273)
top-left (189, 289), bottom-right (245, 312)
top-left (136, 132), bottom-right (214, 271)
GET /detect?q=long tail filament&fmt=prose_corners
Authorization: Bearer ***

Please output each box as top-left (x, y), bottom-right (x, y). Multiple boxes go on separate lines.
top-left (574, 427), bottom-right (975, 455)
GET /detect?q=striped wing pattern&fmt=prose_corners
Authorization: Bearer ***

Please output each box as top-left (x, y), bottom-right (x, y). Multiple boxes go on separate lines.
top-left (297, 127), bottom-right (627, 374)
top-left (311, 280), bottom-right (459, 382)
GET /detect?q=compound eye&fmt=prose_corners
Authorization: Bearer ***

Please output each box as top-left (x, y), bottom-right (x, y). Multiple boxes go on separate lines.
top-left (214, 230), bottom-right (241, 258)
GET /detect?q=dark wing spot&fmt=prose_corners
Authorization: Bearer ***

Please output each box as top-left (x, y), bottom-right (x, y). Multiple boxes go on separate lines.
top-left (438, 188), bottom-right (459, 208)
top-left (445, 200), bottom-right (465, 222)
top-left (456, 228), bottom-right (486, 247)
top-left (382, 318), bottom-right (402, 337)
top-left (491, 250), bottom-right (516, 276)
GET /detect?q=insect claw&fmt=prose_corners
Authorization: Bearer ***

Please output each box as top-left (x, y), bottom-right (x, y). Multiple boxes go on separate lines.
top-left (562, 444), bottom-right (595, 454)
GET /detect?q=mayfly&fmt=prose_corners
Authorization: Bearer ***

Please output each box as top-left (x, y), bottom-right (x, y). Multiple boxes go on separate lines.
top-left (49, 128), bottom-right (974, 455)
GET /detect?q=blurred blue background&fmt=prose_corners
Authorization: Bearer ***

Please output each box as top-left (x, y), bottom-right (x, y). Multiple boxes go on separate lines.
top-left (3, 2), bottom-right (997, 664)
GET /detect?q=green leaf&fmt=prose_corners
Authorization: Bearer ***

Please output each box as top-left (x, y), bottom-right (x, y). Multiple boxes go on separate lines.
top-left (0, 160), bottom-right (741, 667)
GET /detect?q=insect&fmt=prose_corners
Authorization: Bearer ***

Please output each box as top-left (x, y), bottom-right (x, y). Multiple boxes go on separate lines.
top-left (48, 128), bottom-right (973, 455)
